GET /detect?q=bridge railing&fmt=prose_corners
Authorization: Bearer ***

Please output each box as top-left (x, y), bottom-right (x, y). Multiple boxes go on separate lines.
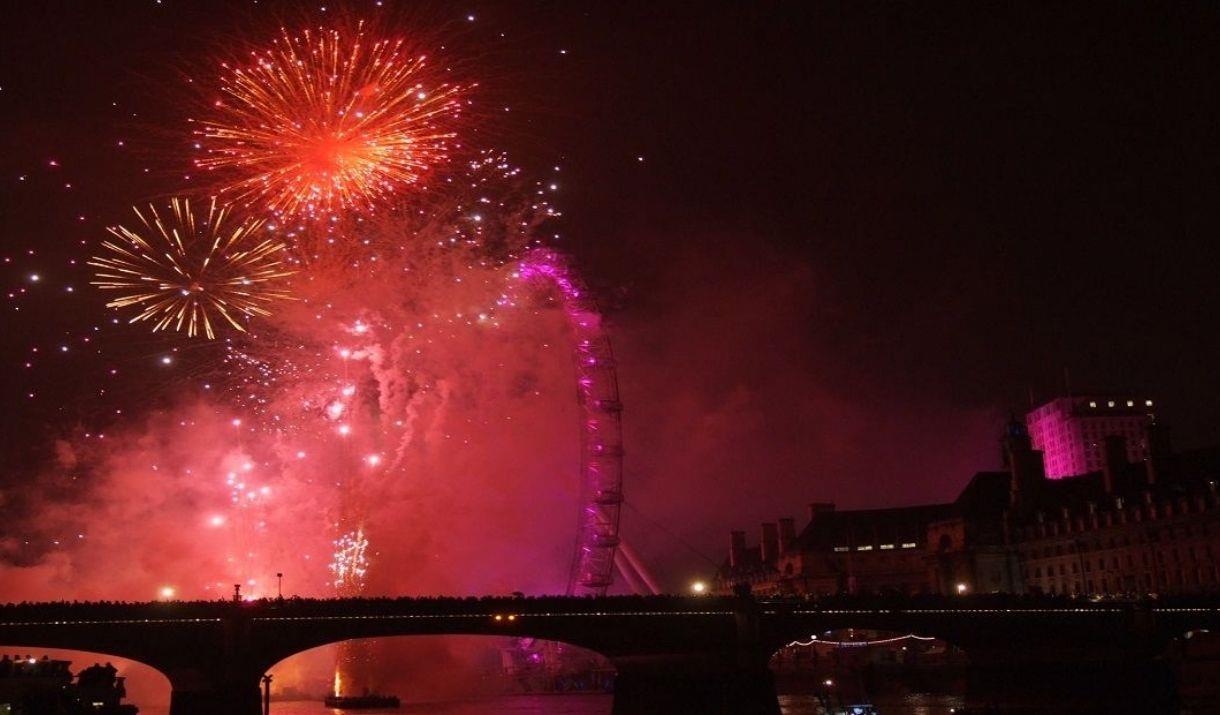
top-left (1, 592), bottom-right (1219, 625)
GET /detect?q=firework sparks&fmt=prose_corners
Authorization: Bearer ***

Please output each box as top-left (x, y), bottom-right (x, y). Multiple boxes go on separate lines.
top-left (330, 528), bottom-right (370, 593)
top-left (195, 24), bottom-right (469, 218)
top-left (89, 197), bottom-right (294, 339)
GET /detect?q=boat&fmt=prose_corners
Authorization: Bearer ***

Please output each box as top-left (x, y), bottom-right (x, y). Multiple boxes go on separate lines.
top-left (0, 656), bottom-right (138, 714)
top-left (836, 706), bottom-right (878, 715)
top-left (323, 691), bottom-right (401, 709)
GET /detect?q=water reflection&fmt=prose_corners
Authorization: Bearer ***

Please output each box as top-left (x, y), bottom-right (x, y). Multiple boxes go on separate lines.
top-left (143, 693), bottom-right (965, 714)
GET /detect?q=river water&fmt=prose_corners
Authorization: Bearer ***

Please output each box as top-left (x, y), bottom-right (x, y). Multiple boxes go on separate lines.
top-left (141, 693), bottom-right (964, 714)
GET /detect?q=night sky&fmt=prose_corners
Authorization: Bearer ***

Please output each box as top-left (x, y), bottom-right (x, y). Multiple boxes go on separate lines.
top-left (2, 1), bottom-right (1220, 575)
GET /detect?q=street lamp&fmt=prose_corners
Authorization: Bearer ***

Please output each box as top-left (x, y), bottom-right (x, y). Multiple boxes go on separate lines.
top-left (261, 674), bottom-right (272, 715)
top-left (955, 582), bottom-right (968, 594)
top-left (690, 581), bottom-right (707, 595)
top-left (277, 572), bottom-right (283, 599)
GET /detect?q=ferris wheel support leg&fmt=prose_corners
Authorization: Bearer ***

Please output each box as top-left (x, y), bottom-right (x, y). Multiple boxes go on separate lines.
top-left (613, 550), bottom-right (649, 596)
top-left (616, 541), bottom-right (661, 596)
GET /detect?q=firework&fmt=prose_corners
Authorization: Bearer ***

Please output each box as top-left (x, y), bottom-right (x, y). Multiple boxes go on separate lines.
top-left (195, 24), bottom-right (469, 218)
top-left (89, 197), bottom-right (294, 339)
top-left (330, 528), bottom-right (370, 593)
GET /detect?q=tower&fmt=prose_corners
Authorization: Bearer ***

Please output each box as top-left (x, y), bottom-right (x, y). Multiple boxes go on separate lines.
top-left (1025, 394), bottom-right (1155, 478)
top-left (1002, 418), bottom-right (1045, 508)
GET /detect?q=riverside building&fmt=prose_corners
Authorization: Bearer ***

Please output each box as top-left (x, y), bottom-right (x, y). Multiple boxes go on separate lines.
top-left (716, 415), bottom-right (1220, 598)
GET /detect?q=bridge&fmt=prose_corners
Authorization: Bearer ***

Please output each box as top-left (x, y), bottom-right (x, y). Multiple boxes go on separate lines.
top-left (1, 594), bottom-right (1217, 714)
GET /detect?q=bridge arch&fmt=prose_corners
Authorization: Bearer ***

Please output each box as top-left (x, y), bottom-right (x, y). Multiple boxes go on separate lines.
top-left (264, 633), bottom-right (615, 702)
top-left (768, 622), bottom-right (969, 657)
top-left (767, 628), bottom-right (965, 710)
top-left (770, 627), bottom-right (962, 657)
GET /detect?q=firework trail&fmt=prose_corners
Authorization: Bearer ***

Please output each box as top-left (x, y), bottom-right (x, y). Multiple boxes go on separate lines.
top-left (89, 197), bottom-right (294, 339)
top-left (195, 24), bottom-right (470, 219)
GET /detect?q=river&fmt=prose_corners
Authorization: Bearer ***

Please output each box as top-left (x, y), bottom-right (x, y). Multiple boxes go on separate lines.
top-left (141, 693), bottom-right (965, 714)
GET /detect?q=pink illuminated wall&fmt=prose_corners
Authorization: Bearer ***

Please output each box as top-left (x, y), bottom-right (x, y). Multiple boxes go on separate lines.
top-left (1026, 396), bottom-right (1154, 478)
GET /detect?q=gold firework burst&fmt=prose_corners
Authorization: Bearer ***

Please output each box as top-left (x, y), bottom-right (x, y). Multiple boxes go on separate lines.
top-left (90, 197), bottom-right (294, 339)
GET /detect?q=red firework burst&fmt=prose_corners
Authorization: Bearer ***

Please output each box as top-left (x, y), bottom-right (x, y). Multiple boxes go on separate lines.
top-left (195, 24), bottom-right (470, 218)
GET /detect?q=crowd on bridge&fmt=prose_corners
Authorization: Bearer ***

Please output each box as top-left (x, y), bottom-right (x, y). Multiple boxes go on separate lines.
top-left (0, 590), bottom-right (1218, 623)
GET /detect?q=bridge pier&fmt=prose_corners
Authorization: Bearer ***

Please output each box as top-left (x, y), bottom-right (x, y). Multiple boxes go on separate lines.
top-left (169, 688), bottom-right (263, 715)
top-left (167, 668), bottom-right (264, 715)
top-left (610, 654), bottom-right (780, 715)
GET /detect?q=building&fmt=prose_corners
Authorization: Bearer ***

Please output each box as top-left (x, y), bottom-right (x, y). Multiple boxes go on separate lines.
top-left (1025, 394), bottom-right (1156, 478)
top-left (722, 504), bottom-right (953, 597)
top-left (716, 417), bottom-right (1220, 598)
top-left (1005, 428), bottom-right (1220, 597)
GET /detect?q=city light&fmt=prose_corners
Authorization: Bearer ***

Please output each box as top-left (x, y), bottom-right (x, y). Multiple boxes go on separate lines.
top-left (955, 582), bottom-right (968, 594)
top-left (690, 581), bottom-right (707, 594)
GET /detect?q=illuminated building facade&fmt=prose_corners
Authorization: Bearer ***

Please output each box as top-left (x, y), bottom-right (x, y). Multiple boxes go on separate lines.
top-left (1005, 429), bottom-right (1220, 596)
top-left (1025, 395), bottom-right (1156, 478)
top-left (716, 419), bottom-right (1220, 598)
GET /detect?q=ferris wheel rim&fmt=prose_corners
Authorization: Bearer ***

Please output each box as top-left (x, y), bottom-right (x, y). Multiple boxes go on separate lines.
top-left (518, 249), bottom-right (623, 597)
